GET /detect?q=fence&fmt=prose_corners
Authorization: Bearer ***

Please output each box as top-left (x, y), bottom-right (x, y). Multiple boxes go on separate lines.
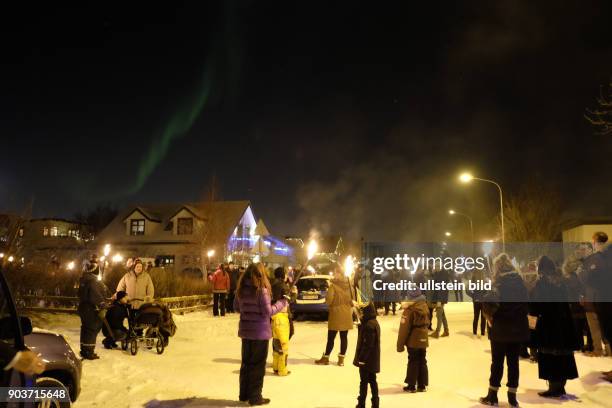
top-left (17, 294), bottom-right (212, 315)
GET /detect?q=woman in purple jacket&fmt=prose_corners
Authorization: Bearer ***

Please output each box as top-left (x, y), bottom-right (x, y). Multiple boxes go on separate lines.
top-left (234, 263), bottom-right (288, 406)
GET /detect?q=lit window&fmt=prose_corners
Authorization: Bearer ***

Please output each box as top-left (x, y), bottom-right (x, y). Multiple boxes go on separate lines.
top-left (43, 227), bottom-right (49, 236)
top-left (68, 229), bottom-right (80, 238)
top-left (177, 218), bottom-right (193, 235)
top-left (18, 228), bottom-right (24, 237)
top-left (50, 227), bottom-right (58, 237)
top-left (130, 219), bottom-right (145, 236)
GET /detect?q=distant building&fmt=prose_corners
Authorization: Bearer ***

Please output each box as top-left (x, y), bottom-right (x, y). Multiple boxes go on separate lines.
top-left (562, 217), bottom-right (612, 243)
top-left (0, 214), bottom-right (92, 268)
top-left (96, 201), bottom-right (293, 276)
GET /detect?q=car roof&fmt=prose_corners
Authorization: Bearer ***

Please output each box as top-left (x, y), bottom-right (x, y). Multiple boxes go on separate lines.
top-left (299, 274), bottom-right (331, 280)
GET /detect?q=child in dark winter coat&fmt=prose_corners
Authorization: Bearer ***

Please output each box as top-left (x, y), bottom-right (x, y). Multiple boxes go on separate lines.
top-left (102, 291), bottom-right (130, 349)
top-left (353, 302), bottom-right (380, 408)
top-left (397, 289), bottom-right (430, 393)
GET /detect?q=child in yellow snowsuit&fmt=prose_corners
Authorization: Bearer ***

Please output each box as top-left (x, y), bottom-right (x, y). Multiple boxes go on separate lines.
top-left (272, 267), bottom-right (292, 376)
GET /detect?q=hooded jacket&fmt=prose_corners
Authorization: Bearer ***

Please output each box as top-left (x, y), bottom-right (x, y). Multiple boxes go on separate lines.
top-left (234, 277), bottom-right (288, 340)
top-left (397, 297), bottom-right (430, 350)
top-left (326, 277), bottom-right (354, 331)
top-left (353, 303), bottom-right (380, 373)
top-left (78, 271), bottom-right (108, 309)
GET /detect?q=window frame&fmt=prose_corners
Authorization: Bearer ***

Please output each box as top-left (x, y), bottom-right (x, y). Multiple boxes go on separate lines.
top-left (130, 219), bottom-right (145, 236)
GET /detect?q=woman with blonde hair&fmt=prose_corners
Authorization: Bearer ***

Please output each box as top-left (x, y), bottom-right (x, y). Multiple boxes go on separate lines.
top-left (234, 263), bottom-right (288, 406)
top-left (480, 253), bottom-right (529, 407)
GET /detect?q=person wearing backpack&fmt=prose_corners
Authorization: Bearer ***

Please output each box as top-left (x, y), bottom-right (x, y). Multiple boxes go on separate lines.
top-left (397, 289), bottom-right (430, 393)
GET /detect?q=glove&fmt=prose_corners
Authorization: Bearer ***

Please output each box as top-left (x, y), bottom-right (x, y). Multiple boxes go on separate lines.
top-left (97, 308), bottom-right (107, 320)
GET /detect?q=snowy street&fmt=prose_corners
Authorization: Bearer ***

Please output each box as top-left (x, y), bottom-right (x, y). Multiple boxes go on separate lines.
top-left (31, 303), bottom-right (612, 408)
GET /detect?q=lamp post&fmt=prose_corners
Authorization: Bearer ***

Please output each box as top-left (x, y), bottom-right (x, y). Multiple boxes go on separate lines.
top-left (458, 172), bottom-right (505, 252)
top-left (448, 209), bottom-right (474, 243)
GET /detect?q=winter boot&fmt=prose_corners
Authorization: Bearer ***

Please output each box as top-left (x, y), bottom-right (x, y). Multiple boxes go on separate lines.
top-left (248, 397), bottom-right (270, 406)
top-left (337, 354), bottom-right (345, 366)
top-left (479, 387), bottom-right (499, 406)
top-left (355, 396), bottom-right (366, 408)
top-left (429, 330), bottom-right (439, 338)
top-left (80, 349), bottom-right (100, 360)
top-left (371, 396), bottom-right (379, 408)
top-left (315, 354), bottom-right (330, 365)
top-left (508, 390), bottom-right (519, 407)
top-left (538, 381), bottom-right (565, 398)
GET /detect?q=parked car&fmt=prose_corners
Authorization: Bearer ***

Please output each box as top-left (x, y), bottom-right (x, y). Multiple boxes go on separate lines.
top-left (25, 330), bottom-right (82, 406)
top-left (291, 274), bottom-right (331, 320)
top-left (0, 267), bottom-right (81, 407)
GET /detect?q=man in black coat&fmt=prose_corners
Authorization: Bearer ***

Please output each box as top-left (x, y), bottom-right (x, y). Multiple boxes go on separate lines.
top-left (353, 302), bottom-right (380, 408)
top-left (78, 256), bottom-right (109, 360)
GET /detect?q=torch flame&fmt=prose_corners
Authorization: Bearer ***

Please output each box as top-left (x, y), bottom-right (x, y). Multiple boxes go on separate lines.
top-left (343, 255), bottom-right (355, 277)
top-left (306, 239), bottom-right (318, 260)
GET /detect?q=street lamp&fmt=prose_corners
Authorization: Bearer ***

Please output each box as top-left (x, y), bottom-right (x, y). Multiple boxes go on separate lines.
top-left (207, 249), bottom-right (215, 258)
top-left (458, 172), bottom-right (505, 251)
top-left (444, 231), bottom-right (452, 237)
top-left (448, 209), bottom-right (474, 243)
top-left (103, 244), bottom-right (111, 257)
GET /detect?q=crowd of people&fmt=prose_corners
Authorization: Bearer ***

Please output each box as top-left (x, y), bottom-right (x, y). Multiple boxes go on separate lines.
top-left (232, 231), bottom-right (611, 407)
top-left (77, 255), bottom-right (158, 359)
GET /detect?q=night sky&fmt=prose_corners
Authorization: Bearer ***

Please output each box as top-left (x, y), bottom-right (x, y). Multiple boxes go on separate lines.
top-left (2, 1), bottom-right (611, 240)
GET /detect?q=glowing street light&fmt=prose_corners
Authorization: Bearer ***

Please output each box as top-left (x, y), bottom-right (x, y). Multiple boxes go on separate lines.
top-left (306, 239), bottom-right (318, 261)
top-left (457, 171), bottom-right (505, 251)
top-left (7, 256), bottom-right (14, 263)
top-left (459, 172), bottom-right (474, 183)
top-left (67, 261), bottom-right (75, 270)
top-left (207, 249), bottom-right (215, 258)
top-left (112, 254), bottom-right (124, 263)
top-left (448, 209), bottom-right (474, 243)
top-left (0, 253), bottom-right (4, 259)
top-left (445, 231), bottom-right (452, 237)
top-left (103, 244), bottom-right (111, 257)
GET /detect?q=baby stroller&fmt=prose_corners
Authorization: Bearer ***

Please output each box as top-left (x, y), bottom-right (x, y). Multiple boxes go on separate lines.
top-left (122, 302), bottom-right (167, 355)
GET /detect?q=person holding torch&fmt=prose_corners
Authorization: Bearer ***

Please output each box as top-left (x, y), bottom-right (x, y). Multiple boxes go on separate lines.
top-left (315, 260), bottom-right (355, 367)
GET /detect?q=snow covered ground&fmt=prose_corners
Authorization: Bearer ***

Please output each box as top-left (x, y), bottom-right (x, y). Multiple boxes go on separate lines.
top-left (30, 303), bottom-right (611, 408)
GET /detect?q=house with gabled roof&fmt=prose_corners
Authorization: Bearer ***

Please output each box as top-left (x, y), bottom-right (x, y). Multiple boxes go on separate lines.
top-left (96, 200), bottom-right (293, 275)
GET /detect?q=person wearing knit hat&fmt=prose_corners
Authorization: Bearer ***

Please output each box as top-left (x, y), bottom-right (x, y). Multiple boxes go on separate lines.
top-left (116, 257), bottom-right (154, 309)
top-left (78, 254), bottom-right (109, 360)
top-left (102, 290), bottom-right (130, 350)
top-left (397, 288), bottom-right (429, 393)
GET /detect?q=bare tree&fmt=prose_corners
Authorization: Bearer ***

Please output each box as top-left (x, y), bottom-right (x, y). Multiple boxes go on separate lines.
top-left (73, 203), bottom-right (118, 237)
top-left (502, 183), bottom-right (563, 242)
top-left (585, 79), bottom-right (612, 135)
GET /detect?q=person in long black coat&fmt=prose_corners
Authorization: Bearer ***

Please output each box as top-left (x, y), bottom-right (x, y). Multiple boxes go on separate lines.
top-left (480, 254), bottom-right (529, 408)
top-left (530, 256), bottom-right (581, 398)
top-left (353, 302), bottom-right (380, 408)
